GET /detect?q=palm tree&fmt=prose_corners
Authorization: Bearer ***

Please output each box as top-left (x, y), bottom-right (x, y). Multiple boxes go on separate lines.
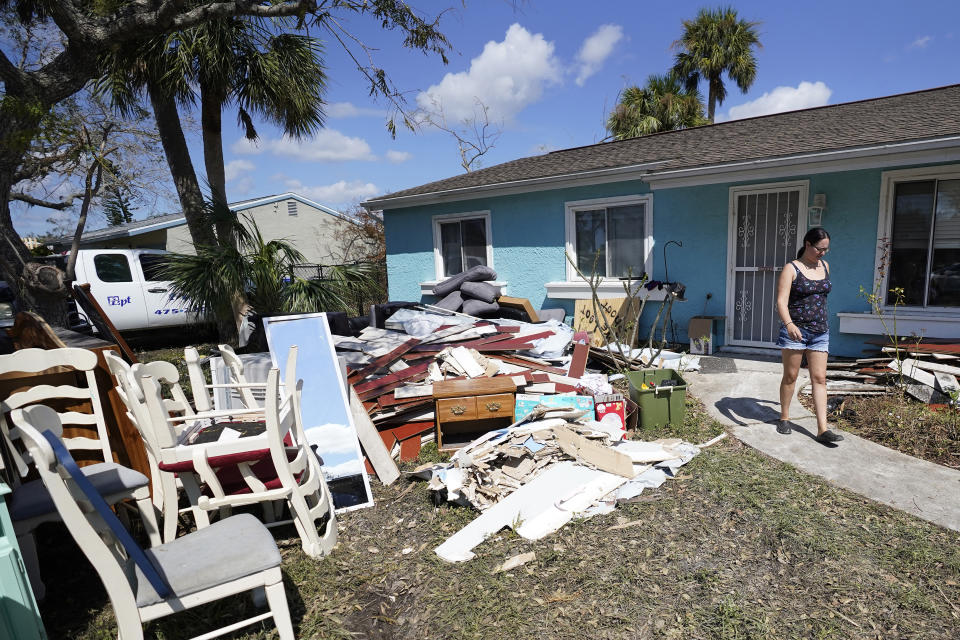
top-left (190, 18), bottom-right (327, 242)
top-left (607, 73), bottom-right (708, 139)
top-left (671, 6), bottom-right (761, 122)
top-left (162, 204), bottom-right (383, 333)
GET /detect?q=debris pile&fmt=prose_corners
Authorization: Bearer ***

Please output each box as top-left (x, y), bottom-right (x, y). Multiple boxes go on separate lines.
top-left (408, 406), bottom-right (723, 562)
top-left (818, 339), bottom-right (960, 404)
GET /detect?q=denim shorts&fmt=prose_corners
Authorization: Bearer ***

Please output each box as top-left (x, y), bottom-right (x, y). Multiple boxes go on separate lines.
top-left (776, 324), bottom-right (829, 352)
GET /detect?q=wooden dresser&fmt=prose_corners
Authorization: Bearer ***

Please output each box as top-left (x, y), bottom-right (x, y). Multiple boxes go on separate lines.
top-left (432, 378), bottom-right (517, 451)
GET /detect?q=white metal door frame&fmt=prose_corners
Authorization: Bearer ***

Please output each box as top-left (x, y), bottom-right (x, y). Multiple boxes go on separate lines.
top-left (725, 180), bottom-right (809, 347)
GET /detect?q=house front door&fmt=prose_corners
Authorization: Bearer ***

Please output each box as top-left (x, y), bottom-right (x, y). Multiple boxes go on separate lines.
top-left (726, 182), bottom-right (808, 347)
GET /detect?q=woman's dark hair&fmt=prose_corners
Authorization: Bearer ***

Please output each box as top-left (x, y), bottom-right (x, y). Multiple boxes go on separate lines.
top-left (797, 227), bottom-right (830, 260)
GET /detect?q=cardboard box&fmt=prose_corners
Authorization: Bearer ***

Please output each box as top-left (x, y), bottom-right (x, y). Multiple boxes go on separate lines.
top-left (688, 317), bottom-right (714, 355)
top-left (514, 393), bottom-right (595, 421)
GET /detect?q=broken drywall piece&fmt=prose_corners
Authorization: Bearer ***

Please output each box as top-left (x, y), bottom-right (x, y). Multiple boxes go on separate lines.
top-left (554, 426), bottom-right (634, 477)
top-left (436, 462), bottom-right (604, 562)
top-left (513, 466), bottom-right (627, 540)
top-left (611, 440), bottom-right (676, 464)
top-left (615, 467), bottom-right (669, 500)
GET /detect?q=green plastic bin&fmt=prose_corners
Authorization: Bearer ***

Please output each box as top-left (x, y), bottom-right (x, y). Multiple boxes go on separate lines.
top-left (626, 369), bottom-right (687, 429)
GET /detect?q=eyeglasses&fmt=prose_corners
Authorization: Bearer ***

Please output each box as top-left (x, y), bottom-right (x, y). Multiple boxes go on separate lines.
top-left (811, 245), bottom-right (829, 254)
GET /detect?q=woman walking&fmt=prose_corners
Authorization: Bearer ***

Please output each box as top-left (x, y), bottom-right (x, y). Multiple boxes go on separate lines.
top-left (774, 227), bottom-right (843, 444)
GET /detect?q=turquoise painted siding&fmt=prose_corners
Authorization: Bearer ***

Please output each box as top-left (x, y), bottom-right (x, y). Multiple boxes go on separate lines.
top-left (383, 161), bottom-right (957, 357)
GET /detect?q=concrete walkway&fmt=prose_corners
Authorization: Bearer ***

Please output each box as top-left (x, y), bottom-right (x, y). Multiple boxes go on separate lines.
top-left (686, 354), bottom-right (960, 533)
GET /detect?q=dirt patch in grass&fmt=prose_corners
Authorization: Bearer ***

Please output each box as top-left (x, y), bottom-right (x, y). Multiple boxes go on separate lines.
top-left (801, 392), bottom-right (960, 469)
top-left (40, 395), bottom-right (960, 639)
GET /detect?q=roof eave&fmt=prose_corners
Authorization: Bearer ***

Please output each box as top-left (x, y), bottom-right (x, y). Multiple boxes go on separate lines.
top-left (366, 135), bottom-right (960, 211)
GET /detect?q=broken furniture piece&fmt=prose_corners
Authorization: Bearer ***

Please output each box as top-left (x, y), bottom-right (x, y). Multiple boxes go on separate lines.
top-left (432, 377), bottom-right (517, 451)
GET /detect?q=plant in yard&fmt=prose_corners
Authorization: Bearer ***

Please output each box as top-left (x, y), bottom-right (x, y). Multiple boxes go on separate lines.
top-left (671, 6), bottom-right (762, 123)
top-left (162, 203), bottom-right (383, 338)
top-left (859, 237), bottom-right (918, 388)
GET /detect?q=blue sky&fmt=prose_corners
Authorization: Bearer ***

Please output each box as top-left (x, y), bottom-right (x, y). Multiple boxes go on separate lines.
top-left (17, 1), bottom-right (960, 235)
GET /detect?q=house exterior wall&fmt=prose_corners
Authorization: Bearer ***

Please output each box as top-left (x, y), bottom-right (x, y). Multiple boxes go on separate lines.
top-left (384, 160), bottom-right (960, 358)
top-left (85, 197), bottom-right (353, 264)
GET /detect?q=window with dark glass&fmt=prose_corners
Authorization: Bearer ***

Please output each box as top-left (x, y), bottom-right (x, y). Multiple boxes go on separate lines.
top-left (574, 203), bottom-right (645, 278)
top-left (888, 179), bottom-right (960, 307)
top-left (138, 255), bottom-right (169, 281)
top-left (93, 254), bottom-right (133, 283)
top-left (439, 217), bottom-right (487, 277)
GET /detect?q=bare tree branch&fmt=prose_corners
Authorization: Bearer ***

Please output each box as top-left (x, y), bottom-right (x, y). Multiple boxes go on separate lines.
top-left (10, 191), bottom-right (85, 210)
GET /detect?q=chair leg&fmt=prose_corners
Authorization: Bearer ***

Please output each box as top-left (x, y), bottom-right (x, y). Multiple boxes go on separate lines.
top-left (132, 490), bottom-right (162, 547)
top-left (264, 579), bottom-right (295, 640)
top-left (178, 474), bottom-right (212, 529)
top-left (16, 532), bottom-right (46, 601)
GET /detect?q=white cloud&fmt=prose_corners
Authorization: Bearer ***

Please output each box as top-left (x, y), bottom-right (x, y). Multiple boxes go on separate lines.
top-left (724, 81), bottom-right (832, 121)
top-left (306, 423), bottom-right (361, 456)
top-left (909, 35), bottom-right (933, 49)
top-left (282, 178), bottom-right (380, 205)
top-left (416, 23), bottom-right (562, 122)
top-left (231, 176), bottom-right (254, 196)
top-left (327, 102), bottom-right (389, 119)
top-left (231, 129), bottom-right (375, 162)
top-left (385, 150), bottom-right (412, 163)
top-left (575, 24), bottom-right (623, 86)
top-left (322, 458), bottom-right (364, 480)
top-left (224, 159), bottom-right (255, 182)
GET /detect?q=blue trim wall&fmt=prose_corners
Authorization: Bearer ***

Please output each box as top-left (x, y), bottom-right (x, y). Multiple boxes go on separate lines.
top-left (383, 162), bottom-right (954, 357)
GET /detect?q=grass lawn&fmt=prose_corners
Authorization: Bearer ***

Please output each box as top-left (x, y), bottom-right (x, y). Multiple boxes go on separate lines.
top-left (38, 393), bottom-right (960, 640)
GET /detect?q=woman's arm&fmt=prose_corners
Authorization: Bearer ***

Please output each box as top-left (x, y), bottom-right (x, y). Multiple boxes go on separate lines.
top-left (776, 263), bottom-right (802, 340)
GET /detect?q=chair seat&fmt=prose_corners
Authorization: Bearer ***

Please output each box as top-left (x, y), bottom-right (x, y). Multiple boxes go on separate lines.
top-left (10, 462), bottom-right (148, 522)
top-left (135, 513), bottom-right (281, 607)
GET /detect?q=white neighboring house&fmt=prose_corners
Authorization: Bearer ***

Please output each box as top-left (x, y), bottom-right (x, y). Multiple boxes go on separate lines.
top-left (66, 192), bottom-right (356, 265)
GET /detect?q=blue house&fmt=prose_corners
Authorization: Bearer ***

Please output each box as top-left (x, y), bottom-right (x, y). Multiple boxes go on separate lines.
top-left (364, 85), bottom-right (960, 357)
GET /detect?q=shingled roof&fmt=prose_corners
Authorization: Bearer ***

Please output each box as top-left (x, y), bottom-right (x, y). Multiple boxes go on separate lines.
top-left (366, 84), bottom-right (960, 207)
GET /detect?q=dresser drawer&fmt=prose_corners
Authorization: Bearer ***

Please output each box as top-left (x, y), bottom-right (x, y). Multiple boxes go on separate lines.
top-left (476, 393), bottom-right (514, 420)
top-left (437, 396), bottom-right (477, 422)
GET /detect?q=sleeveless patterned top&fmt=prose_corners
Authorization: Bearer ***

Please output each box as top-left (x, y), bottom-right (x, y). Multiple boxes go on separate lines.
top-left (787, 261), bottom-right (831, 334)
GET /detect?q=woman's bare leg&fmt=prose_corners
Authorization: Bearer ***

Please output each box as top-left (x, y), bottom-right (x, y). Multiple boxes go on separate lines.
top-left (806, 350), bottom-right (829, 434)
top-left (780, 349), bottom-right (804, 420)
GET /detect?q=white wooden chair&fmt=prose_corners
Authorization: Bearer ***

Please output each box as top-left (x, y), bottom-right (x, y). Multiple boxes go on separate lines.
top-left (13, 404), bottom-right (295, 640)
top-left (0, 348), bottom-right (160, 599)
top-left (185, 343), bottom-right (268, 412)
top-left (191, 367), bottom-right (338, 558)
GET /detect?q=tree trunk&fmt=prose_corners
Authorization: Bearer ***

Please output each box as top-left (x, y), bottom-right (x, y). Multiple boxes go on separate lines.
top-left (707, 77), bottom-right (717, 123)
top-left (148, 80), bottom-right (218, 249)
top-left (0, 103), bottom-right (71, 327)
top-left (200, 85), bottom-right (235, 248)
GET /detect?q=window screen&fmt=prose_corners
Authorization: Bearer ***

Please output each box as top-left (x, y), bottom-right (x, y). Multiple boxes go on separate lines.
top-left (438, 217), bottom-right (488, 277)
top-left (94, 254), bottom-right (133, 283)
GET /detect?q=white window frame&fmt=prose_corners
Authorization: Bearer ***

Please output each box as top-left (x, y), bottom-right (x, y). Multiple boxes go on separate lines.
top-left (431, 210), bottom-right (494, 281)
top-left (876, 164), bottom-right (960, 314)
top-left (545, 195), bottom-right (655, 299)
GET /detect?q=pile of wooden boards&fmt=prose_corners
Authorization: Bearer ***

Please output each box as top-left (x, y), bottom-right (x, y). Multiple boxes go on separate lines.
top-left (336, 318), bottom-right (593, 463)
top-left (814, 340), bottom-right (960, 403)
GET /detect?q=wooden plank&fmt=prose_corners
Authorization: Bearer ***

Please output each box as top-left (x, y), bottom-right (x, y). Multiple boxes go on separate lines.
top-left (349, 386), bottom-right (401, 485)
top-left (399, 437), bottom-right (422, 461)
top-left (72, 284), bottom-right (137, 364)
top-left (356, 370), bottom-right (431, 402)
top-left (432, 377), bottom-right (517, 398)
top-left (933, 371), bottom-right (960, 394)
top-left (494, 355), bottom-right (569, 375)
top-left (353, 361), bottom-right (432, 394)
top-left (496, 296), bottom-right (539, 322)
top-left (573, 297), bottom-right (640, 347)
top-left (568, 341), bottom-right (589, 378)
top-left (899, 357), bottom-right (960, 377)
top-left (347, 338), bottom-right (421, 383)
top-left (887, 359), bottom-right (937, 388)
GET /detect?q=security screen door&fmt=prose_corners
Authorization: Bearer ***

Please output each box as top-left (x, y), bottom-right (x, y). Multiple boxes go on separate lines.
top-left (727, 184), bottom-right (806, 347)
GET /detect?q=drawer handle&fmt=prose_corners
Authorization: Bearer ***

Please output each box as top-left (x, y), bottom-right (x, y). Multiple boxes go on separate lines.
top-left (449, 404), bottom-right (467, 416)
top-left (485, 401), bottom-right (502, 412)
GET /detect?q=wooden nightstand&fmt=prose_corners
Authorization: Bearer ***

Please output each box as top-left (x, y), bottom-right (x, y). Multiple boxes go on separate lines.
top-left (432, 378), bottom-right (517, 451)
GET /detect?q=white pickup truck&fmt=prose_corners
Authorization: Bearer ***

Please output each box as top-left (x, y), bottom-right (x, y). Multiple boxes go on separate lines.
top-left (73, 249), bottom-right (199, 331)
